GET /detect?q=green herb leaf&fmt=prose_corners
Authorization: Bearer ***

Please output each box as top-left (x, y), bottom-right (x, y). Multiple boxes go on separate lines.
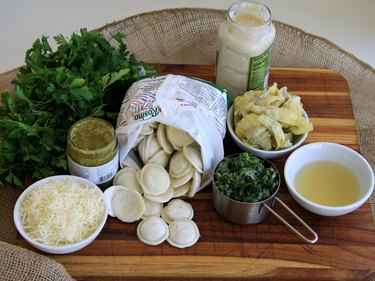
top-left (0, 28), bottom-right (155, 188)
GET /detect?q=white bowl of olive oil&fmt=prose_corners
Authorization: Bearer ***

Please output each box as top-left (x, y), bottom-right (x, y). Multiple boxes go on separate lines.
top-left (284, 142), bottom-right (374, 216)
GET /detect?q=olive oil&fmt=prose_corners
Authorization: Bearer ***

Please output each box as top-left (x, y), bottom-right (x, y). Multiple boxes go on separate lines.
top-left (294, 160), bottom-right (360, 207)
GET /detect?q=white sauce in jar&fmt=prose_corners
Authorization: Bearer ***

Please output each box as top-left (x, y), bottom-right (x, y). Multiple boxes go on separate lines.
top-left (234, 13), bottom-right (265, 27)
top-left (215, 1), bottom-right (276, 99)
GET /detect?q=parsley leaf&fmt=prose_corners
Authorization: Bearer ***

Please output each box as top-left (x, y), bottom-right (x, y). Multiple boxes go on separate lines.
top-left (0, 28), bottom-right (155, 188)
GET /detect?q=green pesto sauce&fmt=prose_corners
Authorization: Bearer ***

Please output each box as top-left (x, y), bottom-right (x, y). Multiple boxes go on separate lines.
top-left (70, 118), bottom-right (114, 150)
top-left (67, 118), bottom-right (117, 166)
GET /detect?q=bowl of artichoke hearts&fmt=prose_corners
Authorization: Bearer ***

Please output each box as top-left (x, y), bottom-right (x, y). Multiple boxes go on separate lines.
top-left (227, 83), bottom-right (313, 159)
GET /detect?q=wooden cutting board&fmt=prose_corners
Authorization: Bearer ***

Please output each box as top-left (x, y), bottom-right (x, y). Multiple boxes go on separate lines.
top-left (17, 65), bottom-right (375, 280)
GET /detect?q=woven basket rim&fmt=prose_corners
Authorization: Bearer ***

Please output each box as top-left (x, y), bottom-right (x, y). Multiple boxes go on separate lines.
top-left (95, 7), bottom-right (375, 73)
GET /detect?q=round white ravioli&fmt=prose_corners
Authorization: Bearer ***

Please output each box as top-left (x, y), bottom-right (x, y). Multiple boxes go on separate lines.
top-left (137, 137), bottom-right (147, 163)
top-left (113, 167), bottom-right (142, 194)
top-left (147, 149), bottom-right (170, 168)
top-left (104, 185), bottom-right (128, 217)
top-left (142, 197), bottom-right (163, 219)
top-left (169, 151), bottom-right (192, 178)
top-left (144, 187), bottom-right (174, 203)
top-left (170, 168), bottom-right (193, 188)
top-left (140, 123), bottom-right (155, 135)
top-left (137, 216), bottom-right (169, 246)
top-left (161, 199), bottom-right (194, 224)
top-left (182, 144), bottom-right (203, 174)
top-left (143, 133), bottom-right (162, 163)
top-left (112, 189), bottom-right (145, 223)
top-left (172, 181), bottom-right (190, 198)
top-left (148, 121), bottom-right (160, 129)
top-left (140, 164), bottom-right (170, 196)
top-left (166, 126), bottom-right (194, 147)
top-left (167, 219), bottom-right (200, 248)
top-left (157, 123), bottom-right (174, 154)
top-left (188, 169), bottom-right (202, 197)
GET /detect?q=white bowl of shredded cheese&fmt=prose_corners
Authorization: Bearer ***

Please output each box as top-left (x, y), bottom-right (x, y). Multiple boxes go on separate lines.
top-left (14, 175), bottom-right (108, 254)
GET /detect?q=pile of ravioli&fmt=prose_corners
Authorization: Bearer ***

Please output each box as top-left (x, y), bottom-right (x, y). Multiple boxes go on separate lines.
top-left (104, 123), bottom-right (203, 248)
top-left (134, 122), bottom-right (203, 198)
top-left (234, 83), bottom-right (313, 150)
top-left (105, 182), bottom-right (199, 248)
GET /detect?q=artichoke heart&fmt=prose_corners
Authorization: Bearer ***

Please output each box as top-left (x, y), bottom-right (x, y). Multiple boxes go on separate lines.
top-left (233, 82), bottom-right (314, 151)
top-left (257, 83), bottom-right (287, 107)
top-left (235, 113), bottom-right (272, 150)
top-left (290, 115), bottom-right (313, 135)
top-left (268, 106), bottom-right (299, 126)
top-left (282, 93), bottom-right (303, 112)
top-left (280, 132), bottom-right (294, 149)
top-left (233, 90), bottom-right (262, 125)
top-left (257, 114), bottom-right (285, 150)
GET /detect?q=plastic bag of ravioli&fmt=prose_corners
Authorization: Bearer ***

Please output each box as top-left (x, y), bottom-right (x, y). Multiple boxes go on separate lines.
top-left (116, 74), bottom-right (229, 197)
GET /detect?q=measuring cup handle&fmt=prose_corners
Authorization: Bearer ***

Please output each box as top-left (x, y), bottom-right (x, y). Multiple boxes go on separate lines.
top-left (263, 197), bottom-right (318, 244)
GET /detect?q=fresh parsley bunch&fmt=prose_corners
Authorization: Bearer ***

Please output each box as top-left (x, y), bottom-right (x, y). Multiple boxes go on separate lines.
top-left (0, 28), bottom-right (155, 188)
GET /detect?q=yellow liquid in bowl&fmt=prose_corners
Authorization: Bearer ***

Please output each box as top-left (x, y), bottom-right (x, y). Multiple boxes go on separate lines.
top-left (294, 160), bottom-right (360, 207)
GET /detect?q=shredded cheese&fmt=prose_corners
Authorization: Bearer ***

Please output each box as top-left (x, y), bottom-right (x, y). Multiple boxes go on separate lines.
top-left (20, 178), bottom-right (105, 246)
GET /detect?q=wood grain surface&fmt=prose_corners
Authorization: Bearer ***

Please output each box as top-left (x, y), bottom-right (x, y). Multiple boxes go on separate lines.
top-left (17, 65), bottom-right (375, 280)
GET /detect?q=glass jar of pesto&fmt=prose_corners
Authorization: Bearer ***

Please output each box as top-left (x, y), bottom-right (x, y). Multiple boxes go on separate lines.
top-left (67, 117), bottom-right (119, 188)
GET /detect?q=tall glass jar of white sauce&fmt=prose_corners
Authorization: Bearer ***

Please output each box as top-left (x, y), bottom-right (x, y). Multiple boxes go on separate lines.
top-left (215, 1), bottom-right (276, 99)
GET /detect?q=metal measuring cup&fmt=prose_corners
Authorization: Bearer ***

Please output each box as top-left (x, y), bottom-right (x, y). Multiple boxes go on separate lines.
top-left (212, 154), bottom-right (318, 244)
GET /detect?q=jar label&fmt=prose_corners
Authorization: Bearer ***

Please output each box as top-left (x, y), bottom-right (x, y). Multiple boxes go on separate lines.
top-left (68, 151), bottom-right (119, 185)
top-left (247, 45), bottom-right (273, 91)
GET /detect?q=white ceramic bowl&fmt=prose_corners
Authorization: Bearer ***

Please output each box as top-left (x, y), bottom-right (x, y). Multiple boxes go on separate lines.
top-left (284, 142), bottom-right (374, 216)
top-left (227, 105), bottom-right (308, 159)
top-left (14, 175), bottom-right (108, 254)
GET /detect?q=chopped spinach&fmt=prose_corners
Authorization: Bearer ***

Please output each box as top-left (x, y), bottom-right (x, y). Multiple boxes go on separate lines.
top-left (214, 152), bottom-right (279, 203)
